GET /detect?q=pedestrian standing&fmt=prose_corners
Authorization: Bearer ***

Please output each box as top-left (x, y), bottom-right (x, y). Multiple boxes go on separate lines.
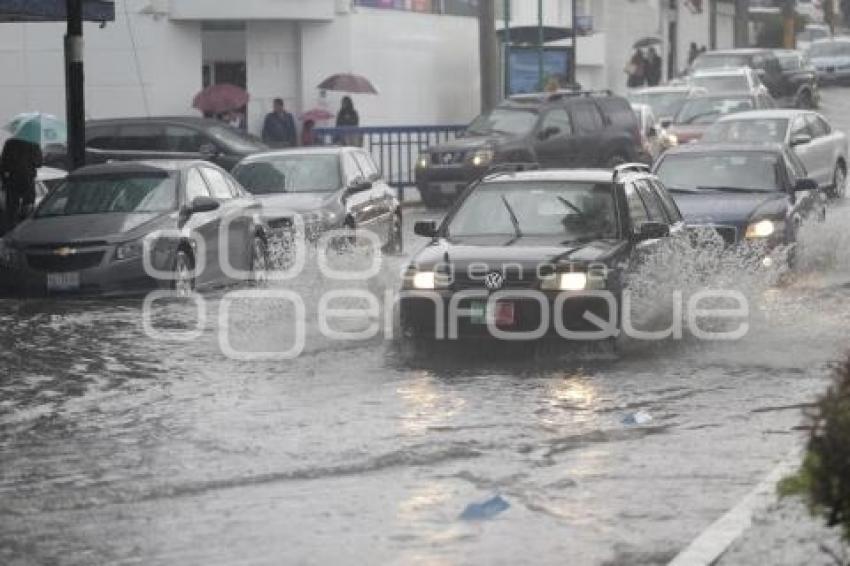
top-left (0, 138), bottom-right (42, 234)
top-left (262, 98), bottom-right (297, 148)
top-left (335, 96), bottom-right (361, 146)
top-left (646, 47), bottom-right (662, 87)
top-left (625, 49), bottom-right (647, 89)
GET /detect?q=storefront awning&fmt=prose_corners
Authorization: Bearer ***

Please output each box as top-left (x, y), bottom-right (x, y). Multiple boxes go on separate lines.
top-left (0, 0), bottom-right (115, 22)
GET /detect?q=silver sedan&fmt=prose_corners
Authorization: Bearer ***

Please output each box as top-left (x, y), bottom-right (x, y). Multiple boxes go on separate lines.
top-left (702, 109), bottom-right (848, 198)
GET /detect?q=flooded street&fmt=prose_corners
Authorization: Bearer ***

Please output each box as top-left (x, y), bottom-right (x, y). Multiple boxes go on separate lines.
top-left (3, 90), bottom-right (850, 566)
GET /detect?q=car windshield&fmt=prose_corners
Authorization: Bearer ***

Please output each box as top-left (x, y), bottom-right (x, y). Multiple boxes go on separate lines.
top-left (626, 90), bottom-right (690, 119)
top-left (207, 125), bottom-right (267, 153)
top-left (447, 182), bottom-right (618, 239)
top-left (37, 173), bottom-right (178, 217)
top-left (777, 54), bottom-right (802, 70)
top-left (467, 107), bottom-right (538, 136)
top-left (233, 154), bottom-right (341, 194)
top-left (655, 152), bottom-right (780, 192)
top-left (703, 118), bottom-right (788, 143)
top-left (690, 75), bottom-right (749, 93)
top-left (692, 54), bottom-right (750, 71)
top-left (809, 42), bottom-right (850, 58)
top-left (675, 96), bottom-right (754, 125)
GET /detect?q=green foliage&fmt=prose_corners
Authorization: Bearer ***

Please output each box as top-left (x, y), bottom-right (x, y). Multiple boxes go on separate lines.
top-left (791, 357), bottom-right (850, 542)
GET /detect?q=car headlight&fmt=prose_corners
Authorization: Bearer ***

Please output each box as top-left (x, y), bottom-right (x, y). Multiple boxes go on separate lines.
top-left (404, 268), bottom-right (451, 290)
top-left (745, 219), bottom-right (784, 239)
top-left (114, 239), bottom-right (145, 261)
top-left (470, 148), bottom-right (494, 167)
top-left (412, 271), bottom-right (436, 289)
top-left (416, 154), bottom-right (430, 169)
top-left (541, 272), bottom-right (588, 291)
top-left (665, 133), bottom-right (678, 147)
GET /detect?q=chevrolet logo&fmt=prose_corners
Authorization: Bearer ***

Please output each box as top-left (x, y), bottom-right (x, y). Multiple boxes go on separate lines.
top-left (54, 247), bottom-right (77, 257)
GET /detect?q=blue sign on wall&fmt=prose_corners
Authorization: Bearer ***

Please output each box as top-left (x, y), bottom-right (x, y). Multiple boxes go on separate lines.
top-left (507, 46), bottom-right (572, 95)
top-left (0, 0), bottom-right (115, 22)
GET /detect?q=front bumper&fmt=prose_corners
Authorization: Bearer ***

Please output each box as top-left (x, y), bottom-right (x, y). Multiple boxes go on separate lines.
top-left (399, 290), bottom-right (615, 341)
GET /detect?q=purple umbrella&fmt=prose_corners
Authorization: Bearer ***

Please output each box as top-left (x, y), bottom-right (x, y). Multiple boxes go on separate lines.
top-left (317, 74), bottom-right (378, 95)
top-left (192, 83), bottom-right (250, 114)
top-left (300, 108), bottom-right (335, 122)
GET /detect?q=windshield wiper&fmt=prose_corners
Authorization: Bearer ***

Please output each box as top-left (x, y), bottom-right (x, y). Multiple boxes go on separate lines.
top-left (556, 196), bottom-right (585, 216)
top-left (501, 195), bottom-right (523, 238)
top-left (696, 185), bottom-right (768, 193)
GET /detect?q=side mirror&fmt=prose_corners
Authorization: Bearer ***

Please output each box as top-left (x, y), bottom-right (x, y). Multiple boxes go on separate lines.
top-left (414, 220), bottom-right (438, 238)
top-left (794, 178), bottom-right (818, 193)
top-left (199, 143), bottom-right (218, 158)
top-left (636, 221), bottom-right (670, 241)
top-left (648, 126), bottom-right (659, 138)
top-left (538, 126), bottom-right (560, 140)
top-left (181, 195), bottom-right (220, 219)
top-left (791, 134), bottom-right (812, 147)
top-left (347, 178), bottom-right (373, 193)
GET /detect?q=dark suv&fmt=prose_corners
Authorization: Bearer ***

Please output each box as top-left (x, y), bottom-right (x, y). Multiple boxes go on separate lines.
top-left (415, 90), bottom-right (641, 207)
top-left (80, 117), bottom-right (268, 171)
top-left (690, 48), bottom-right (817, 108)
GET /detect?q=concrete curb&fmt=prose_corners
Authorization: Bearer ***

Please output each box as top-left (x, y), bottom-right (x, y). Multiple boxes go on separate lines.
top-left (667, 446), bottom-right (804, 566)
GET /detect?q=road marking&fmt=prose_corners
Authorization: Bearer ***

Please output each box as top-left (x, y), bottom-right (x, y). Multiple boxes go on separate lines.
top-left (667, 446), bottom-right (804, 566)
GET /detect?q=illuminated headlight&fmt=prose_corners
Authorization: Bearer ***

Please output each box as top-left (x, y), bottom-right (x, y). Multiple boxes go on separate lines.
top-left (416, 154), bottom-right (430, 169)
top-left (114, 239), bottom-right (145, 261)
top-left (412, 271), bottom-right (436, 290)
top-left (470, 149), bottom-right (494, 167)
top-left (666, 133), bottom-right (678, 147)
top-left (541, 272), bottom-right (588, 291)
top-left (745, 219), bottom-right (783, 239)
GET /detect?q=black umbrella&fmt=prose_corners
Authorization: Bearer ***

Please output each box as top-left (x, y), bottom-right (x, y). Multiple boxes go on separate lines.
top-left (633, 36), bottom-right (662, 49)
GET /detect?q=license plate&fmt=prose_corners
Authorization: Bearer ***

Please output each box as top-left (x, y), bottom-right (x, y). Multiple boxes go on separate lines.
top-left (469, 300), bottom-right (515, 326)
top-left (47, 272), bottom-right (80, 292)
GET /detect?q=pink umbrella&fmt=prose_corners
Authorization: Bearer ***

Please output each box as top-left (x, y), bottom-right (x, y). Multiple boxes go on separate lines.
top-left (300, 108), bottom-right (335, 122)
top-left (192, 83), bottom-right (250, 114)
top-left (317, 73), bottom-right (378, 95)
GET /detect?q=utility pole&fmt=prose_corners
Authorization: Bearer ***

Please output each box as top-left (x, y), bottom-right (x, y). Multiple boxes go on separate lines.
top-left (709, 0), bottom-right (718, 50)
top-left (503, 0), bottom-right (511, 96)
top-left (537, 0), bottom-right (544, 89)
top-left (733, 0), bottom-right (749, 48)
top-left (570, 0), bottom-right (577, 85)
top-left (479, 0), bottom-right (500, 113)
top-left (783, 0), bottom-right (796, 48)
top-left (65, 0), bottom-right (85, 170)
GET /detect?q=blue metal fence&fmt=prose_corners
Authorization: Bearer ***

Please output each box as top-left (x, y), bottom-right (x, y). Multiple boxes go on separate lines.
top-left (313, 125), bottom-right (467, 199)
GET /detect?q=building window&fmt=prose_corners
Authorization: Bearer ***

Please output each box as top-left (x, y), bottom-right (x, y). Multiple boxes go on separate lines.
top-left (354, 0), bottom-right (479, 16)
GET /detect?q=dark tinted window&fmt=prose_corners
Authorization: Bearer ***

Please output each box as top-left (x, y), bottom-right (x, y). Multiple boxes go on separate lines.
top-left (806, 114), bottom-right (830, 137)
top-left (570, 101), bottom-right (604, 133)
top-left (342, 153), bottom-right (364, 184)
top-left (185, 169), bottom-right (210, 203)
top-left (624, 182), bottom-right (649, 230)
top-left (539, 108), bottom-right (573, 136)
top-left (635, 179), bottom-right (666, 222)
top-left (597, 98), bottom-right (637, 128)
top-left (200, 167), bottom-right (233, 200)
top-left (651, 180), bottom-right (683, 223)
top-left (86, 126), bottom-right (118, 150)
top-left (116, 124), bottom-right (164, 151)
top-left (353, 151), bottom-right (379, 179)
top-left (164, 126), bottom-right (206, 153)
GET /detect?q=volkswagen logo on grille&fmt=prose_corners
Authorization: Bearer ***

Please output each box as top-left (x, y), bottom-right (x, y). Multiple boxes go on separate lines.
top-left (483, 271), bottom-right (504, 291)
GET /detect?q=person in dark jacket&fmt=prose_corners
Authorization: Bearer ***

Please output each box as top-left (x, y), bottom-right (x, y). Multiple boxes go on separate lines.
top-left (335, 96), bottom-right (361, 146)
top-left (262, 98), bottom-right (297, 148)
top-left (0, 138), bottom-right (42, 234)
top-left (625, 49), bottom-right (647, 89)
top-left (646, 47), bottom-right (662, 86)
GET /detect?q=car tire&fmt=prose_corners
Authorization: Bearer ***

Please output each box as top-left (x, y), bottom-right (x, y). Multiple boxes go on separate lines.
top-left (383, 211), bottom-right (404, 256)
top-left (831, 162), bottom-right (846, 199)
top-left (172, 249), bottom-right (195, 296)
top-left (250, 235), bottom-right (268, 284)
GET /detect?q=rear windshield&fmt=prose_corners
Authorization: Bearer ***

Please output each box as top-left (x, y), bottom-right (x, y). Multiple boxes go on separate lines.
top-left (692, 53), bottom-right (751, 71)
top-left (627, 90), bottom-right (690, 120)
top-left (690, 75), bottom-right (749, 93)
top-left (467, 107), bottom-right (538, 136)
top-left (703, 118), bottom-right (788, 143)
top-left (674, 96), bottom-right (754, 125)
top-left (655, 152), bottom-right (780, 192)
top-left (37, 173), bottom-right (177, 217)
top-left (233, 154), bottom-right (341, 194)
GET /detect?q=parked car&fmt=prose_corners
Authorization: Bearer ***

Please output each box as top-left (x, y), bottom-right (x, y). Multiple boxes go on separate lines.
top-left (808, 38), bottom-right (850, 84)
top-left (772, 49), bottom-right (821, 108)
top-left (400, 164), bottom-right (687, 343)
top-left (631, 103), bottom-right (670, 162)
top-left (690, 49), bottom-right (792, 103)
top-left (689, 67), bottom-right (769, 96)
top-left (0, 166), bottom-right (67, 235)
top-left (81, 117), bottom-right (268, 171)
top-left (415, 90), bottom-right (642, 207)
top-left (652, 143), bottom-right (825, 263)
top-left (0, 160), bottom-right (269, 296)
top-left (626, 85), bottom-right (697, 124)
top-left (796, 23), bottom-right (831, 51)
top-left (702, 109), bottom-right (847, 198)
top-left (664, 91), bottom-right (775, 145)
top-left (232, 146), bottom-right (402, 253)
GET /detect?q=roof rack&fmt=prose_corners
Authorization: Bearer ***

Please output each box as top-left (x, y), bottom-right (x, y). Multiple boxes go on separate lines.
top-left (508, 89), bottom-right (613, 104)
top-left (612, 162), bottom-right (650, 182)
top-left (481, 162), bottom-right (541, 180)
